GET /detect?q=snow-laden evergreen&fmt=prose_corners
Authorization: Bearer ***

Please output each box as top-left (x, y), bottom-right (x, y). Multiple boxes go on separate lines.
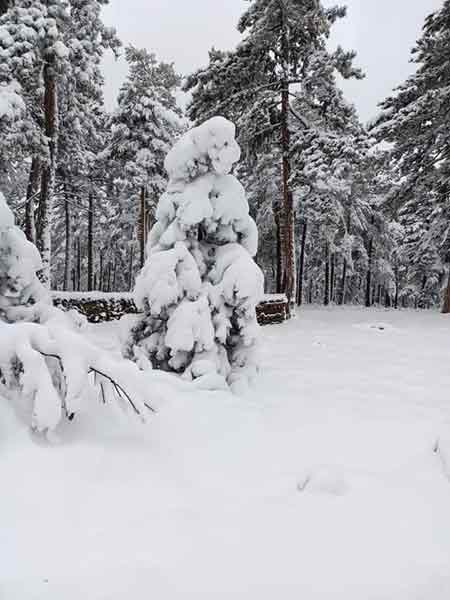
top-left (125, 117), bottom-right (264, 391)
top-left (0, 190), bottom-right (153, 433)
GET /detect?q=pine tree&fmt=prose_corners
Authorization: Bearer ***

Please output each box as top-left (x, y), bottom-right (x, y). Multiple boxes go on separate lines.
top-left (124, 117), bottom-right (264, 392)
top-left (185, 1), bottom-right (362, 312)
top-left (0, 0), bottom-right (120, 287)
top-left (374, 0), bottom-right (450, 310)
top-left (108, 46), bottom-right (183, 269)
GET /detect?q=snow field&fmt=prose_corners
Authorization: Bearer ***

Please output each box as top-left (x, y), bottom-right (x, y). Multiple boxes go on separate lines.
top-left (2, 306), bottom-right (450, 599)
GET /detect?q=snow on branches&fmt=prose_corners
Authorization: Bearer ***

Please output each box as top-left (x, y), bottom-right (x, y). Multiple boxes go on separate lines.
top-left (125, 117), bottom-right (264, 392)
top-left (0, 191), bottom-right (154, 434)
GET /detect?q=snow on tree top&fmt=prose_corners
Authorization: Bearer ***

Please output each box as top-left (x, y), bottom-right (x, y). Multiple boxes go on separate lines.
top-left (164, 116), bottom-right (241, 183)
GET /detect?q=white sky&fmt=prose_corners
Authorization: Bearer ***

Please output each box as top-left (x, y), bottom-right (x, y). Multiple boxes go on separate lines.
top-left (102, 0), bottom-right (443, 123)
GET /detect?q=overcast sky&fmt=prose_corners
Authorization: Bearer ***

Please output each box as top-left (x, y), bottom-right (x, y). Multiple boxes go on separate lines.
top-left (102, 0), bottom-right (443, 123)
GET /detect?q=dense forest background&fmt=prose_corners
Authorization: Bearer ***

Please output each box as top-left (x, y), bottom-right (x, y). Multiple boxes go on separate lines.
top-left (1, 0), bottom-right (450, 313)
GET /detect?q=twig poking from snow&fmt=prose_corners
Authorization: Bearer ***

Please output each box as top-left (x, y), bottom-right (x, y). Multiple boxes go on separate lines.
top-left (434, 439), bottom-right (450, 483)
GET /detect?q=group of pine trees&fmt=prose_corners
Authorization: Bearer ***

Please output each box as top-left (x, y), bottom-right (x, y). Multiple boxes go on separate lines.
top-left (1, 0), bottom-right (450, 312)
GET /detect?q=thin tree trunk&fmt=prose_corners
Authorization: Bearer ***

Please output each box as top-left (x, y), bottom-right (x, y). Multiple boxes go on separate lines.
top-left (324, 241), bottom-right (330, 306)
top-left (76, 237), bottom-right (81, 292)
top-left (297, 219), bottom-right (307, 306)
top-left (340, 258), bottom-right (348, 305)
top-left (87, 192), bottom-right (94, 290)
top-left (37, 60), bottom-right (58, 287)
top-left (107, 262), bottom-right (112, 292)
top-left (139, 186), bottom-right (147, 268)
top-left (280, 5), bottom-right (296, 315)
top-left (274, 207), bottom-right (283, 293)
top-left (25, 156), bottom-right (40, 243)
top-left (128, 246), bottom-right (134, 291)
top-left (330, 253), bottom-right (336, 303)
top-left (112, 259), bottom-right (117, 292)
top-left (63, 184), bottom-right (72, 292)
top-left (442, 269), bottom-right (450, 314)
top-left (99, 252), bottom-right (104, 292)
top-left (365, 237), bottom-right (373, 308)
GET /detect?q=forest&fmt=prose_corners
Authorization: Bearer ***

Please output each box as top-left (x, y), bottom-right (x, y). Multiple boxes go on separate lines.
top-left (2, 2), bottom-right (450, 599)
top-left (1, 0), bottom-right (449, 315)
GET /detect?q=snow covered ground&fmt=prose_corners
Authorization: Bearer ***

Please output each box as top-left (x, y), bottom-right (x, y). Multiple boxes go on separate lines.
top-left (2, 306), bottom-right (450, 599)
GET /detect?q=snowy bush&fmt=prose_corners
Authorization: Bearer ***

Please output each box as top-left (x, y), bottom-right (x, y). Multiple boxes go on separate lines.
top-left (0, 192), bottom-right (154, 434)
top-left (125, 117), bottom-right (264, 391)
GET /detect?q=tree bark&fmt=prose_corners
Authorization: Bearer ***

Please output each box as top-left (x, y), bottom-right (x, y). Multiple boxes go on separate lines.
top-left (25, 156), bottom-right (40, 243)
top-left (128, 246), bottom-right (134, 291)
top-left (297, 219), bottom-right (307, 306)
top-left (324, 241), bottom-right (330, 306)
top-left (99, 252), bottom-right (104, 292)
top-left (279, 5), bottom-right (296, 315)
top-left (63, 184), bottom-right (72, 291)
top-left (365, 238), bottom-right (373, 308)
top-left (36, 60), bottom-right (58, 287)
top-left (76, 237), bottom-right (81, 292)
top-left (87, 192), bottom-right (94, 290)
top-left (442, 269), bottom-right (450, 314)
top-left (139, 186), bottom-right (147, 268)
top-left (274, 207), bottom-right (283, 293)
top-left (340, 258), bottom-right (347, 305)
top-left (330, 252), bottom-right (336, 303)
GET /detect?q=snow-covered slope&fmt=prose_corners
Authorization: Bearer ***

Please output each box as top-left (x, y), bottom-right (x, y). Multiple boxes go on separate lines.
top-left (2, 306), bottom-right (450, 599)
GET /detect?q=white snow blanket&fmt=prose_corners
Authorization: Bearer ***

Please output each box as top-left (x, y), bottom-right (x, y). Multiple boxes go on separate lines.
top-left (2, 306), bottom-right (450, 599)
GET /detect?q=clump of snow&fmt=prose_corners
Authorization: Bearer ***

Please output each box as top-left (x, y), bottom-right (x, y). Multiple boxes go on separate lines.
top-left (164, 116), bottom-right (241, 183)
top-left (0, 81), bottom-right (25, 121)
top-left (126, 117), bottom-right (264, 390)
top-left (0, 192), bottom-right (49, 318)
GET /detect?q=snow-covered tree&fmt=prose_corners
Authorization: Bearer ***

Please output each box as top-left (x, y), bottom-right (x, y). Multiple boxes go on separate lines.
top-left (0, 190), bottom-right (153, 434)
top-left (108, 46), bottom-right (183, 268)
top-left (185, 1), bottom-right (363, 311)
top-left (0, 0), bottom-right (119, 286)
top-left (124, 117), bottom-right (264, 392)
top-left (373, 0), bottom-right (450, 310)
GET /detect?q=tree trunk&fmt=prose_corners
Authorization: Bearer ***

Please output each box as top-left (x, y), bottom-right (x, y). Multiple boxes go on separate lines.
top-left (112, 259), bottom-right (117, 292)
top-left (25, 156), bottom-right (40, 243)
top-left (99, 252), bottom-right (104, 292)
top-left (324, 241), bottom-right (330, 306)
top-left (36, 60), bottom-right (58, 287)
top-left (442, 269), bottom-right (450, 314)
top-left (76, 237), bottom-right (81, 292)
top-left (63, 185), bottom-right (72, 291)
top-left (279, 5), bottom-right (296, 315)
top-left (128, 246), bottom-right (134, 291)
top-left (330, 252), bottom-right (336, 303)
top-left (107, 262), bottom-right (112, 293)
top-left (340, 258), bottom-right (347, 305)
top-left (365, 237), bottom-right (373, 308)
top-left (139, 186), bottom-right (147, 268)
top-left (274, 207), bottom-right (283, 293)
top-left (87, 192), bottom-right (94, 290)
top-left (297, 219), bottom-right (307, 306)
